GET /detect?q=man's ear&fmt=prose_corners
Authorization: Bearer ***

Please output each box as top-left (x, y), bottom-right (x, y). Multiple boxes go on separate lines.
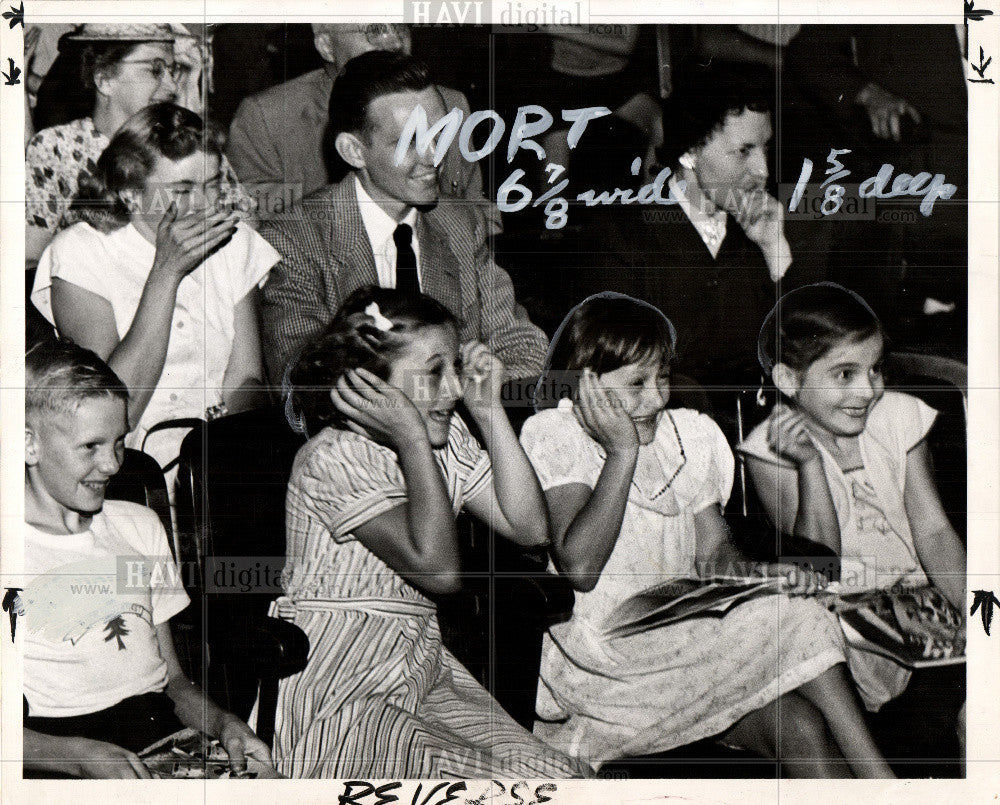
top-left (335, 131), bottom-right (367, 171)
top-left (25, 425), bottom-right (40, 467)
top-left (772, 362), bottom-right (800, 399)
top-left (313, 32), bottom-right (337, 67)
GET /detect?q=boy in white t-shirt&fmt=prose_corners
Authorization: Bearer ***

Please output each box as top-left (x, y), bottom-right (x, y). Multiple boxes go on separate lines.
top-left (22, 339), bottom-right (275, 779)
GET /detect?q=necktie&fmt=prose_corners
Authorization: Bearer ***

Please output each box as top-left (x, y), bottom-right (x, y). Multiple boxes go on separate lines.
top-left (393, 224), bottom-right (419, 295)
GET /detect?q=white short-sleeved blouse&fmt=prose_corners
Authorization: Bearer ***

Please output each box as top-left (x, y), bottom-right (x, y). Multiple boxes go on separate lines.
top-left (521, 399), bottom-right (735, 629)
top-left (32, 220), bottom-right (280, 468)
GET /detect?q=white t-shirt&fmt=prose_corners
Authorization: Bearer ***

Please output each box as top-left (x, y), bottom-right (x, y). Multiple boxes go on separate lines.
top-left (23, 500), bottom-right (190, 718)
top-left (32, 221), bottom-right (279, 468)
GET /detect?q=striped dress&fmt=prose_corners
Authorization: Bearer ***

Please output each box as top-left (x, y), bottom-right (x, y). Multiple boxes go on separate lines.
top-left (270, 416), bottom-right (586, 779)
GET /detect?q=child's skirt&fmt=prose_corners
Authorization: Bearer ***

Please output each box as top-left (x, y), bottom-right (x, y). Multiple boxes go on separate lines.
top-left (534, 593), bottom-right (847, 767)
top-left (266, 596), bottom-right (589, 779)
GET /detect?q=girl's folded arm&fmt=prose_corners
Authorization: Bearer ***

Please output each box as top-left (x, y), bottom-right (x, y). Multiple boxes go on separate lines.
top-left (745, 454), bottom-right (799, 537)
top-left (693, 503), bottom-right (753, 577)
top-left (353, 503), bottom-right (461, 595)
top-left (792, 456), bottom-right (841, 554)
top-left (903, 438), bottom-right (966, 611)
top-left (745, 454), bottom-right (841, 553)
top-left (220, 289), bottom-right (267, 414)
top-left (463, 482), bottom-right (548, 547)
top-left (51, 277), bottom-right (176, 431)
top-left (545, 449), bottom-right (638, 593)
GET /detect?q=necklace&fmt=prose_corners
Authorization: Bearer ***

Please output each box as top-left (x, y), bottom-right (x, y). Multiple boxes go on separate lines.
top-left (646, 411), bottom-right (687, 500)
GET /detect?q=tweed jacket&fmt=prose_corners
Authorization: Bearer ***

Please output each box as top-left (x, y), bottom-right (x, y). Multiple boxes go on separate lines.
top-left (259, 176), bottom-right (547, 384)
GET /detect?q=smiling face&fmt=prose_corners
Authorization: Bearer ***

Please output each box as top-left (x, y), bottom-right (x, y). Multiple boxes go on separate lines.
top-left (25, 396), bottom-right (128, 524)
top-left (127, 150), bottom-right (223, 238)
top-left (787, 333), bottom-right (886, 440)
top-left (595, 351), bottom-right (671, 445)
top-left (691, 107), bottom-right (772, 215)
top-left (346, 86), bottom-right (447, 220)
top-left (387, 324), bottom-right (462, 448)
top-left (99, 41), bottom-right (178, 118)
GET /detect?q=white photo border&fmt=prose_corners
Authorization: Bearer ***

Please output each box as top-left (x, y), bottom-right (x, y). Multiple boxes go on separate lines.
top-left (2, 1), bottom-right (997, 802)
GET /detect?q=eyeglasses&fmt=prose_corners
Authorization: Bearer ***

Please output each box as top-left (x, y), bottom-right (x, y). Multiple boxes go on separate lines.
top-left (352, 23), bottom-right (407, 46)
top-left (119, 57), bottom-right (183, 83)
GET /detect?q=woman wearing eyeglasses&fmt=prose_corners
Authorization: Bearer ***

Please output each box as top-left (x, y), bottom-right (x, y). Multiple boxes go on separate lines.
top-left (25, 24), bottom-right (252, 265)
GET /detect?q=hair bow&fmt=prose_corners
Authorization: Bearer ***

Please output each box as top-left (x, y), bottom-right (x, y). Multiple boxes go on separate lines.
top-left (364, 302), bottom-right (394, 332)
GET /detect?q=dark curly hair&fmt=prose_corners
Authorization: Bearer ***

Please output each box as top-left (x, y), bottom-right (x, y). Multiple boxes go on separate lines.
top-left (286, 286), bottom-right (458, 437)
top-left (72, 102), bottom-right (224, 231)
top-left (656, 60), bottom-right (771, 172)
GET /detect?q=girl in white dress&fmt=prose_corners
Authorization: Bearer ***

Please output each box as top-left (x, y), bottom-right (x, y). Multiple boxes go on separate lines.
top-left (520, 292), bottom-right (894, 777)
top-left (739, 283), bottom-right (966, 711)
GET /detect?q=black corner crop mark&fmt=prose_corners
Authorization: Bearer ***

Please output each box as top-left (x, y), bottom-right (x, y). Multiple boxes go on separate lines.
top-left (3, 588), bottom-right (24, 642)
top-left (965, 0), bottom-right (995, 22)
top-left (3, 56), bottom-right (21, 85)
top-left (2, 1), bottom-right (22, 28)
top-left (964, 1), bottom-right (995, 62)
top-left (970, 47), bottom-right (996, 83)
top-left (970, 589), bottom-right (1000, 636)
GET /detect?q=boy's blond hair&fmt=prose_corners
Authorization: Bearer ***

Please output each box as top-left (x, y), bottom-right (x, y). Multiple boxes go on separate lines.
top-left (26, 338), bottom-right (128, 421)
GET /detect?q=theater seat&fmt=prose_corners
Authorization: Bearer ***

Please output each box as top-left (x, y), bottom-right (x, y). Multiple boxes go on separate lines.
top-left (175, 406), bottom-right (309, 746)
top-left (436, 518), bottom-right (575, 730)
top-left (106, 448), bottom-right (172, 539)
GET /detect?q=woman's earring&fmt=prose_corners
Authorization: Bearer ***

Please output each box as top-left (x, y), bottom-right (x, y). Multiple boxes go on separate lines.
top-left (678, 152), bottom-right (697, 170)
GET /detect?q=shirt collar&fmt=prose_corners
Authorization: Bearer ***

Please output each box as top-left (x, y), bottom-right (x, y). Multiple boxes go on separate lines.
top-left (354, 175), bottom-right (418, 253)
top-left (79, 116), bottom-right (107, 145)
top-left (668, 174), bottom-right (727, 256)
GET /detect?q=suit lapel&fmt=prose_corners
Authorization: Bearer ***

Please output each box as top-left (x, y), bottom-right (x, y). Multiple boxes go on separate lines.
top-left (417, 213), bottom-right (463, 315)
top-left (327, 177), bottom-right (380, 300)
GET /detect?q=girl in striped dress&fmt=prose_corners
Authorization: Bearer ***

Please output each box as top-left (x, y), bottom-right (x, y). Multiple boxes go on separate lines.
top-left (272, 286), bottom-right (587, 779)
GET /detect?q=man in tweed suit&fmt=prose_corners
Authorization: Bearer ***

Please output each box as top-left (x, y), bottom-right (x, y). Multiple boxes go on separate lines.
top-left (258, 51), bottom-right (547, 385)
